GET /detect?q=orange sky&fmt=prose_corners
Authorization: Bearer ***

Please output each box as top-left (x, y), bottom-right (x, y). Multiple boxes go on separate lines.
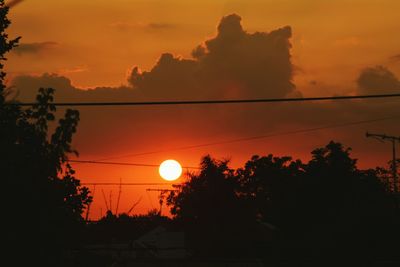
top-left (5, 0), bottom-right (400, 219)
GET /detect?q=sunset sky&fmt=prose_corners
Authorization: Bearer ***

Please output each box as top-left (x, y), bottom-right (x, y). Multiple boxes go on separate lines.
top-left (5, 0), bottom-right (400, 219)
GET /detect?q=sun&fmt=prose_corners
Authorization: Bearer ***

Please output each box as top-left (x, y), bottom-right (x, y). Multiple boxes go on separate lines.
top-left (159, 159), bottom-right (182, 181)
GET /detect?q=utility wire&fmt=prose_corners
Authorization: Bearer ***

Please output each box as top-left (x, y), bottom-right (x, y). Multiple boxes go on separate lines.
top-left (6, 93), bottom-right (400, 107)
top-left (68, 159), bottom-right (200, 169)
top-left (90, 115), bottom-right (400, 162)
top-left (81, 182), bottom-right (175, 186)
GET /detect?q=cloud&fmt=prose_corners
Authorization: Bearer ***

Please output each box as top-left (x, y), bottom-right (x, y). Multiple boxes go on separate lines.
top-left (389, 54), bottom-right (400, 63)
top-left (13, 42), bottom-right (59, 55)
top-left (128, 14), bottom-right (298, 99)
top-left (10, 73), bottom-right (135, 102)
top-left (147, 23), bottom-right (176, 30)
top-left (8, 13), bottom-right (301, 155)
top-left (357, 65), bottom-right (400, 94)
top-left (9, 15), bottom-right (400, 168)
top-left (15, 14), bottom-right (296, 101)
top-left (110, 21), bottom-right (176, 31)
top-left (58, 65), bottom-right (89, 75)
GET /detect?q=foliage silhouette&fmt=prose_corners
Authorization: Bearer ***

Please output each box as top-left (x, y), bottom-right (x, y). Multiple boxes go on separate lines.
top-left (167, 155), bottom-right (275, 257)
top-left (236, 154), bottom-right (304, 227)
top-left (0, 0), bottom-right (19, 102)
top-left (166, 142), bottom-right (400, 262)
top-left (1, 2), bottom-right (91, 265)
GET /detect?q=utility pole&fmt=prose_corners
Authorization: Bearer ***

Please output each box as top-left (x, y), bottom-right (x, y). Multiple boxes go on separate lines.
top-left (366, 132), bottom-right (400, 193)
top-left (146, 189), bottom-right (178, 216)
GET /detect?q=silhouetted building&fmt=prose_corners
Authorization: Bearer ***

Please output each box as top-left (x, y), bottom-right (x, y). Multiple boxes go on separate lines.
top-left (132, 226), bottom-right (188, 259)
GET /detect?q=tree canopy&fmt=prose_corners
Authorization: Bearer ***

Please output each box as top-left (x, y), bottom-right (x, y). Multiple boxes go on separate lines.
top-left (166, 141), bottom-right (399, 260)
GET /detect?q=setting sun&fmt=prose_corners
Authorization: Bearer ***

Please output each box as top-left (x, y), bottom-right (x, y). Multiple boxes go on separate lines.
top-left (159, 159), bottom-right (182, 181)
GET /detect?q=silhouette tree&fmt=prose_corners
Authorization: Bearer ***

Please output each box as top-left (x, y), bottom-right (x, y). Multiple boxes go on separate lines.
top-left (1, 2), bottom-right (91, 265)
top-left (292, 141), bottom-right (397, 262)
top-left (0, 0), bottom-right (19, 102)
top-left (166, 155), bottom-right (260, 256)
top-left (235, 154), bottom-right (304, 227)
top-left (301, 141), bottom-right (391, 226)
top-left (167, 155), bottom-right (237, 221)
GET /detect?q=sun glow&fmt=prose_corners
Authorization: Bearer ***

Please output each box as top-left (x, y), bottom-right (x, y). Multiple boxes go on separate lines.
top-left (159, 159), bottom-right (182, 181)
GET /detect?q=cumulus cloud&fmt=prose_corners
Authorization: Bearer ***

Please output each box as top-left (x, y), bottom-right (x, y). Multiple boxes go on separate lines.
top-left (7, 15), bottom-right (302, 159)
top-left (12, 41), bottom-right (59, 55)
top-left (129, 14), bottom-right (297, 99)
top-left (14, 15), bottom-right (296, 101)
top-left (357, 65), bottom-right (400, 94)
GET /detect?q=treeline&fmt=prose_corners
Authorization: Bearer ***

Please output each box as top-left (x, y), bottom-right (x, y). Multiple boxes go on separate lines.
top-left (87, 145), bottom-right (400, 263)
top-left (85, 209), bottom-right (168, 244)
top-left (164, 143), bottom-right (400, 262)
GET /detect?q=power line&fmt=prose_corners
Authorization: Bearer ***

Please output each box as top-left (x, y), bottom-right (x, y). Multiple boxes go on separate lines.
top-left (6, 93), bottom-right (400, 107)
top-left (92, 115), bottom-right (400, 161)
top-left (81, 182), bottom-right (175, 186)
top-left (68, 159), bottom-right (200, 169)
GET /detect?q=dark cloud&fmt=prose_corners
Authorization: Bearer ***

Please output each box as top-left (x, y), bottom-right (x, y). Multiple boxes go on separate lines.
top-left (13, 41), bottom-right (59, 55)
top-left (15, 15), bottom-right (296, 101)
top-left (10, 73), bottom-right (136, 102)
top-left (357, 65), bottom-right (400, 94)
top-left (129, 14), bottom-right (298, 99)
